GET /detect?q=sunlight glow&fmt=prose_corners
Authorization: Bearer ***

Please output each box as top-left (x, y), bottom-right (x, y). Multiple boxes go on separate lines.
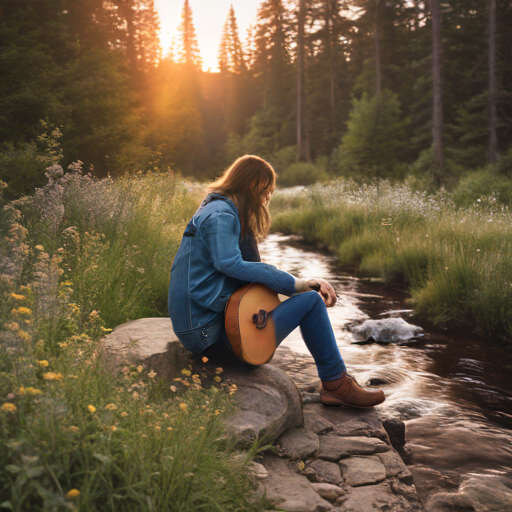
top-left (154, 0), bottom-right (263, 72)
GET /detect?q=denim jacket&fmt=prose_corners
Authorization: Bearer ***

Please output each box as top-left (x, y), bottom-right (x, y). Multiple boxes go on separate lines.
top-left (168, 193), bottom-right (296, 353)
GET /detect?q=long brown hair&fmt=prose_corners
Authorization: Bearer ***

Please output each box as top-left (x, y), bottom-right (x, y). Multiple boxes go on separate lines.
top-left (208, 155), bottom-right (276, 238)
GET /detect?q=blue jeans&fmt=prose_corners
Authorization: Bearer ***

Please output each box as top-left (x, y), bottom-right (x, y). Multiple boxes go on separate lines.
top-left (204, 291), bottom-right (346, 381)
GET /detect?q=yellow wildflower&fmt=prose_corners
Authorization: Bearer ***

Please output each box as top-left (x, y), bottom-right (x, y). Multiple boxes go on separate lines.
top-left (215, 367), bottom-right (223, 374)
top-left (18, 331), bottom-right (31, 342)
top-left (12, 307), bottom-right (31, 316)
top-left (170, 385), bottom-right (178, 392)
top-left (121, 412), bottom-right (128, 417)
top-left (110, 426), bottom-right (117, 432)
top-left (100, 326), bottom-right (113, 332)
top-left (87, 405), bottom-right (96, 413)
top-left (66, 489), bottom-right (80, 498)
top-left (1, 403), bottom-right (16, 412)
top-left (62, 281), bottom-right (73, 287)
top-left (35, 245), bottom-right (44, 251)
top-left (19, 387), bottom-right (42, 396)
top-left (297, 461), bottom-right (305, 471)
top-left (105, 403), bottom-right (117, 410)
top-left (37, 360), bottom-right (49, 367)
top-left (202, 356), bottom-right (209, 363)
top-left (11, 293), bottom-right (25, 301)
top-left (173, 378), bottom-right (183, 382)
top-left (88, 310), bottom-right (99, 319)
top-left (137, 365), bottom-right (144, 373)
top-left (181, 369), bottom-right (191, 376)
top-left (182, 381), bottom-right (190, 387)
top-left (179, 403), bottom-right (188, 411)
top-left (167, 427), bottom-right (173, 431)
top-left (5, 322), bottom-right (20, 331)
top-left (214, 409), bottom-right (220, 415)
top-left (68, 426), bottom-right (79, 433)
top-left (58, 342), bottom-right (68, 349)
top-left (214, 376), bottom-right (222, 383)
top-left (43, 372), bottom-right (63, 381)
top-left (148, 370), bottom-right (157, 379)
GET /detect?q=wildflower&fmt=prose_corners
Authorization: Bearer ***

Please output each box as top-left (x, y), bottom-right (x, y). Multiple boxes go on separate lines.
top-left (5, 322), bottom-right (19, 331)
top-left (35, 245), bottom-right (44, 251)
top-left (87, 405), bottom-right (96, 413)
top-left (173, 378), bottom-right (183, 382)
top-left (170, 385), bottom-right (177, 392)
top-left (179, 403), bottom-right (188, 411)
top-left (89, 310), bottom-right (99, 319)
top-left (202, 356), bottom-right (209, 363)
top-left (110, 426), bottom-right (117, 432)
top-left (167, 427), bottom-right (173, 431)
top-left (214, 409), bottom-right (220, 415)
top-left (12, 307), bottom-right (32, 316)
top-left (182, 381), bottom-right (190, 387)
top-left (214, 376), bottom-right (222, 383)
top-left (66, 489), bottom-right (80, 498)
top-left (121, 412), bottom-right (128, 417)
top-left (229, 384), bottom-right (238, 395)
top-left (43, 372), bottom-right (63, 381)
top-left (148, 370), bottom-right (157, 379)
top-left (121, 366), bottom-right (130, 374)
top-left (132, 391), bottom-right (139, 399)
top-left (69, 426), bottom-right (79, 433)
top-left (215, 367), bottom-right (223, 374)
top-left (37, 360), bottom-right (49, 367)
top-left (137, 365), bottom-right (144, 373)
top-left (105, 403), bottom-right (117, 410)
top-left (192, 374), bottom-right (201, 382)
top-left (11, 293), bottom-right (25, 301)
top-left (58, 342), bottom-right (68, 349)
top-left (2, 403), bottom-right (16, 412)
top-left (100, 327), bottom-right (113, 333)
top-left (297, 461), bottom-right (305, 471)
top-left (19, 387), bottom-right (42, 396)
top-left (18, 331), bottom-right (31, 342)
top-left (154, 425), bottom-right (161, 430)
top-left (181, 368), bottom-right (191, 376)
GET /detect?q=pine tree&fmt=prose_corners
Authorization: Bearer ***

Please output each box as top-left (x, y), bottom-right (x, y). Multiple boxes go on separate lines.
top-left (218, 5), bottom-right (246, 73)
top-left (431, 0), bottom-right (444, 179)
top-left (176, 0), bottom-right (202, 68)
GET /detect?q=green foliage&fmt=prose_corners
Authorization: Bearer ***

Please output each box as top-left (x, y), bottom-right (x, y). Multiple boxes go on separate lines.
top-left (0, 172), bottom-right (266, 511)
top-left (278, 162), bottom-right (329, 187)
top-left (337, 90), bottom-right (408, 180)
top-left (273, 180), bottom-right (512, 344)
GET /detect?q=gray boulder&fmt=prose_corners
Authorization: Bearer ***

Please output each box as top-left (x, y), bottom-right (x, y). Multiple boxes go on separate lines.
top-left (318, 435), bottom-right (389, 461)
top-left (278, 427), bottom-right (319, 459)
top-left (350, 317), bottom-right (424, 344)
top-left (339, 456), bottom-right (387, 487)
top-left (339, 482), bottom-right (416, 512)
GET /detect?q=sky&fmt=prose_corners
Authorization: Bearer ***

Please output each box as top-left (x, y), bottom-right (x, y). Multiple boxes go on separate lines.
top-left (154, 0), bottom-right (264, 72)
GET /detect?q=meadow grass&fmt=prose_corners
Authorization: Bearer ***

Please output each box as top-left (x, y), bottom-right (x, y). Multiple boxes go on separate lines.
top-left (0, 167), bottom-right (268, 511)
top-left (271, 180), bottom-right (512, 344)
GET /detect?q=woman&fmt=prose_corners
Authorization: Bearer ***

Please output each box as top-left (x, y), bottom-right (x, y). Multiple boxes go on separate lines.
top-left (168, 155), bottom-right (384, 408)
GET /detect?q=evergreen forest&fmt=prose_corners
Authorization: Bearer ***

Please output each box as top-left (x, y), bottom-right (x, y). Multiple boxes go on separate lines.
top-left (1, 0), bottom-right (512, 198)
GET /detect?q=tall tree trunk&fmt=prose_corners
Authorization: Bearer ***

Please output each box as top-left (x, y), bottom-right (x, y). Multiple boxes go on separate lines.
top-left (488, 0), bottom-right (497, 165)
top-left (431, 0), bottom-right (444, 179)
top-left (327, 0), bottom-right (337, 130)
top-left (374, 0), bottom-right (382, 100)
top-left (297, 0), bottom-right (309, 161)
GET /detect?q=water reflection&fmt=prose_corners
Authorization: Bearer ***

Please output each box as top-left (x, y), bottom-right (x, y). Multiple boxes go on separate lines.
top-left (261, 233), bottom-right (512, 502)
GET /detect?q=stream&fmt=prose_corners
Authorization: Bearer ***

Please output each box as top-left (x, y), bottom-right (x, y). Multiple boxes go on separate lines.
top-left (260, 233), bottom-right (512, 506)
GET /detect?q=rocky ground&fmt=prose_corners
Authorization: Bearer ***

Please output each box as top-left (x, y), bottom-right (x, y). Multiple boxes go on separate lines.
top-left (103, 318), bottom-right (512, 512)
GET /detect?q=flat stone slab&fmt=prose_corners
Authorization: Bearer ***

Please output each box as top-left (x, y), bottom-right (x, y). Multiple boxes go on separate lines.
top-left (339, 456), bottom-right (387, 487)
top-left (261, 457), bottom-right (333, 512)
top-left (339, 482), bottom-right (416, 512)
top-left (311, 483), bottom-right (347, 504)
top-left (303, 459), bottom-right (342, 485)
top-left (303, 403), bottom-right (389, 441)
top-left (318, 435), bottom-right (389, 461)
top-left (377, 451), bottom-right (413, 484)
top-left (278, 428), bottom-right (319, 459)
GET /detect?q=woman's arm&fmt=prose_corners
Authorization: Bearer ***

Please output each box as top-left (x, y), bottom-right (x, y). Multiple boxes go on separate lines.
top-left (203, 211), bottom-right (299, 296)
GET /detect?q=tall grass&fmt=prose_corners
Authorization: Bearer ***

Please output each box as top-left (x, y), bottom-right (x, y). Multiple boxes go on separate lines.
top-left (0, 166), bottom-right (267, 511)
top-left (271, 181), bottom-right (512, 343)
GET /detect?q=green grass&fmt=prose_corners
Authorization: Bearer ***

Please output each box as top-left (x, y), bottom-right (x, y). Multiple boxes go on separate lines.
top-left (0, 167), bottom-right (268, 511)
top-left (271, 180), bottom-right (512, 344)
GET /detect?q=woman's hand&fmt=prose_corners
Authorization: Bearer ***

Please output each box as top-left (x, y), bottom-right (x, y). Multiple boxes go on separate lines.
top-left (305, 278), bottom-right (337, 308)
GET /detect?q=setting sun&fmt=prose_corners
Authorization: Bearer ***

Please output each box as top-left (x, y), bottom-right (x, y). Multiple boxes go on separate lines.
top-left (154, 0), bottom-right (263, 72)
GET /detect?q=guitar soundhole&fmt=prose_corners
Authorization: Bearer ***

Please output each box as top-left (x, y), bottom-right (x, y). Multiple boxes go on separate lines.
top-left (252, 309), bottom-right (268, 329)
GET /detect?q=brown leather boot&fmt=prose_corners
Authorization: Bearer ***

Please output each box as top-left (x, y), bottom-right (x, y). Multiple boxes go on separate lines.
top-left (321, 372), bottom-right (385, 408)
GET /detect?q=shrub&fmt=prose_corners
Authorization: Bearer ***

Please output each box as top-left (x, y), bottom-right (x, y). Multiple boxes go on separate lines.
top-left (278, 162), bottom-right (329, 187)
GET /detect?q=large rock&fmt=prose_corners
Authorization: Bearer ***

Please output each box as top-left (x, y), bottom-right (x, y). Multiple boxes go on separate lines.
top-left (103, 318), bottom-right (302, 444)
top-left (318, 435), bottom-right (389, 461)
top-left (304, 403), bottom-right (389, 440)
top-left (311, 483), bottom-right (347, 504)
top-left (339, 456), bottom-right (387, 487)
top-left (339, 482), bottom-right (417, 512)
top-left (377, 451), bottom-right (413, 484)
top-left (223, 364), bottom-right (303, 444)
top-left (349, 317), bottom-right (424, 344)
top-left (261, 457), bottom-right (333, 512)
top-left (278, 428), bottom-right (319, 459)
top-left (303, 459), bottom-right (342, 485)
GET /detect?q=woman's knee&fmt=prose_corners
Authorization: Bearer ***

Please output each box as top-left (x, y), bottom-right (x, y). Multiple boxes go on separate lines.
top-left (303, 290), bottom-right (325, 308)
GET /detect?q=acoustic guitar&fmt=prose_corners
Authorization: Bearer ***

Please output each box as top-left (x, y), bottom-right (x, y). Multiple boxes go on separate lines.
top-left (224, 283), bottom-right (281, 365)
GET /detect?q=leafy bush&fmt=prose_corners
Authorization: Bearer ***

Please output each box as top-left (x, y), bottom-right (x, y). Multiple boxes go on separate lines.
top-left (451, 168), bottom-right (512, 207)
top-left (278, 162), bottom-right (329, 187)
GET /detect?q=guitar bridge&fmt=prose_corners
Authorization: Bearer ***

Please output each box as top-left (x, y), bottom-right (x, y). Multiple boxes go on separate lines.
top-left (252, 309), bottom-right (268, 329)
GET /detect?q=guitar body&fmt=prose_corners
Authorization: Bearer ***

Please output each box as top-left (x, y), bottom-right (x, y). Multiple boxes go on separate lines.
top-left (224, 283), bottom-right (281, 365)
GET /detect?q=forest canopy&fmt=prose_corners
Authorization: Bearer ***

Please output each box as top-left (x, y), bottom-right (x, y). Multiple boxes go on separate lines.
top-left (1, 0), bottom-right (511, 198)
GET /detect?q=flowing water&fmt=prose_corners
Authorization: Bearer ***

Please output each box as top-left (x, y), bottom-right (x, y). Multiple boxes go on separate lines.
top-left (260, 233), bottom-right (512, 505)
